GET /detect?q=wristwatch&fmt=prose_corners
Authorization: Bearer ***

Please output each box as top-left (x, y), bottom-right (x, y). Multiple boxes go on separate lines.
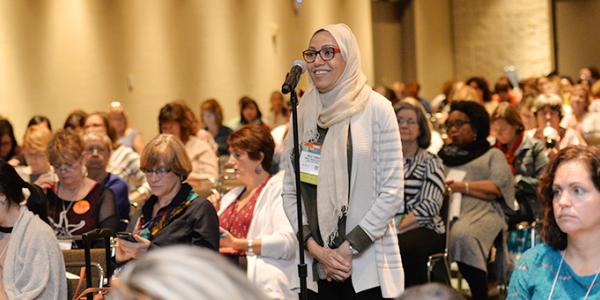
top-left (348, 243), bottom-right (359, 256)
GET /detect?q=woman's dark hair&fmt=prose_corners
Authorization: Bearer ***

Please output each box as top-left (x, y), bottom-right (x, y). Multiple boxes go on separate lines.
top-left (466, 77), bottom-right (492, 102)
top-left (228, 125), bottom-right (274, 172)
top-left (396, 101), bottom-right (431, 149)
top-left (0, 160), bottom-right (49, 223)
top-left (159, 101), bottom-right (198, 144)
top-left (86, 112), bottom-right (118, 146)
top-left (63, 110), bottom-right (88, 131)
top-left (539, 146), bottom-right (600, 250)
top-left (239, 96), bottom-right (263, 125)
top-left (0, 118), bottom-right (18, 161)
top-left (449, 100), bottom-right (490, 143)
top-left (27, 115), bottom-right (53, 131)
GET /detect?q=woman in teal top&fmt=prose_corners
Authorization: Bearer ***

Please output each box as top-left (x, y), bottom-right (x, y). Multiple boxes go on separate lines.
top-left (508, 146), bottom-right (600, 299)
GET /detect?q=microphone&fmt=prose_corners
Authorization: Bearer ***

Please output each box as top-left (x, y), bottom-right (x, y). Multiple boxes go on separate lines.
top-left (281, 60), bottom-right (306, 94)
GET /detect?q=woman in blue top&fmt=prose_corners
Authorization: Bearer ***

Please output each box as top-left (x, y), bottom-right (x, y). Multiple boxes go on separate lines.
top-left (508, 145), bottom-right (600, 299)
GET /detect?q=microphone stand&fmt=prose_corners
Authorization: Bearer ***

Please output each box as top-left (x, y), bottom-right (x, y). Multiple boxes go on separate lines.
top-left (289, 88), bottom-right (308, 300)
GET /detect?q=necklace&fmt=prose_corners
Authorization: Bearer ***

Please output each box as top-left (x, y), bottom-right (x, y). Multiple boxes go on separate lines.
top-left (548, 253), bottom-right (600, 300)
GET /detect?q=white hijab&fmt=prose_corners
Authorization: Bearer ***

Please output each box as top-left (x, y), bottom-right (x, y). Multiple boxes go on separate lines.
top-left (286, 23), bottom-right (372, 246)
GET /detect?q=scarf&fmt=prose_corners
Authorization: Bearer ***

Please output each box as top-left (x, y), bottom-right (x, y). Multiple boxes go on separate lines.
top-left (136, 183), bottom-right (197, 240)
top-left (285, 24), bottom-right (372, 246)
top-left (438, 139), bottom-right (491, 167)
top-left (494, 132), bottom-right (524, 174)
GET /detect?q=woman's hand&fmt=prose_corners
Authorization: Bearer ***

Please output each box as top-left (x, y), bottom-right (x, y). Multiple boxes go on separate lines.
top-left (115, 234), bottom-right (151, 263)
top-left (208, 190), bottom-right (221, 211)
top-left (219, 227), bottom-right (242, 251)
top-left (34, 173), bottom-right (57, 192)
top-left (307, 240), bottom-right (352, 282)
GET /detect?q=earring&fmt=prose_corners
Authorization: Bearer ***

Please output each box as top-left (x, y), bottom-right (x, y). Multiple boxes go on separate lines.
top-left (255, 165), bottom-right (262, 174)
top-left (473, 133), bottom-right (477, 141)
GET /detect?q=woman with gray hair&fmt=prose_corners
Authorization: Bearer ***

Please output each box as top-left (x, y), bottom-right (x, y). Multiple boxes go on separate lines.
top-left (111, 245), bottom-right (268, 300)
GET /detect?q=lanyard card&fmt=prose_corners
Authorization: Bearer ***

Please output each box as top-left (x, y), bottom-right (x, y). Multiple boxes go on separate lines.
top-left (299, 143), bottom-right (321, 185)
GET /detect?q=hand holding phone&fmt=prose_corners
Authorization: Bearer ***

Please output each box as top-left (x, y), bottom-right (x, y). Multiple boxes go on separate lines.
top-left (116, 232), bottom-right (138, 243)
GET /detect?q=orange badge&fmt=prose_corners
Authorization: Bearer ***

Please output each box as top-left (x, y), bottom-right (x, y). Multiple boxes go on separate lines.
top-left (73, 200), bottom-right (90, 215)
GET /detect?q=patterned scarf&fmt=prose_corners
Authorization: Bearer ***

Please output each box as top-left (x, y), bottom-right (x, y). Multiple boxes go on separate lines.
top-left (136, 183), bottom-right (197, 240)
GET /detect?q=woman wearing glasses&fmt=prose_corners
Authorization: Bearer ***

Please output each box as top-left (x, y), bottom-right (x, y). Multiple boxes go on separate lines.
top-left (282, 24), bottom-right (404, 299)
top-left (441, 101), bottom-right (516, 300)
top-left (82, 132), bottom-right (130, 231)
top-left (115, 134), bottom-right (219, 264)
top-left (395, 101), bottom-right (446, 287)
top-left (45, 130), bottom-right (119, 240)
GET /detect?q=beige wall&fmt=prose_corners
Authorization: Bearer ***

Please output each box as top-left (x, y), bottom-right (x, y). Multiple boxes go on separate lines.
top-left (0, 0), bottom-right (374, 143)
top-left (452, 0), bottom-right (553, 83)
top-left (414, 0), bottom-right (454, 99)
top-left (555, 0), bottom-right (600, 80)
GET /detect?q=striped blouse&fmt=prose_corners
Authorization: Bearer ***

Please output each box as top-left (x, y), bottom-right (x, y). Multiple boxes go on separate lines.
top-left (402, 150), bottom-right (446, 234)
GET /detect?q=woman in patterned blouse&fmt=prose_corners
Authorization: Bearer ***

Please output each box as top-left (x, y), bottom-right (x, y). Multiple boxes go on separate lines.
top-left (210, 125), bottom-right (296, 299)
top-left (395, 100), bottom-right (446, 287)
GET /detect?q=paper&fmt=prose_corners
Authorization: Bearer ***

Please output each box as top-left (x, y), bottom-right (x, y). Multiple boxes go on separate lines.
top-left (446, 168), bottom-right (467, 220)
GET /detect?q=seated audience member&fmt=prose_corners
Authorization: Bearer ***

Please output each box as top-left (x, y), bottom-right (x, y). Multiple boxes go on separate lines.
top-left (525, 93), bottom-right (586, 156)
top-left (395, 102), bottom-right (446, 287)
top-left (16, 126), bottom-right (56, 187)
top-left (108, 101), bottom-right (145, 154)
top-left (82, 132), bottom-right (130, 230)
top-left (0, 117), bottom-right (20, 167)
top-left (210, 125), bottom-right (296, 299)
top-left (516, 95), bottom-right (537, 131)
top-left (238, 96), bottom-right (269, 131)
top-left (0, 160), bottom-right (67, 299)
top-left (402, 97), bottom-right (444, 154)
top-left (115, 134), bottom-right (219, 265)
top-left (563, 84), bottom-right (600, 146)
top-left (268, 91), bottom-right (290, 128)
top-left (46, 130), bottom-right (119, 238)
top-left (158, 102), bottom-right (218, 188)
top-left (111, 246), bottom-right (267, 300)
top-left (491, 103), bottom-right (548, 224)
top-left (63, 109), bottom-right (88, 135)
top-left (396, 283), bottom-right (465, 300)
top-left (200, 98), bottom-right (233, 156)
top-left (84, 112), bottom-right (151, 207)
top-left (440, 101), bottom-right (516, 300)
top-left (467, 76), bottom-right (494, 113)
top-left (508, 146), bottom-right (600, 299)
top-left (27, 115), bottom-right (52, 132)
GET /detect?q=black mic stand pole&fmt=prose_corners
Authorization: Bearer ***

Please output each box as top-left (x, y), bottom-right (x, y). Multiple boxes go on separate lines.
top-left (290, 88), bottom-right (308, 300)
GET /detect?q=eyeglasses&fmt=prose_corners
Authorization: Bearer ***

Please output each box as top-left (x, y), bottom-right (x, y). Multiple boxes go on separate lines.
top-left (445, 120), bottom-right (470, 130)
top-left (302, 46), bottom-right (341, 63)
top-left (142, 168), bottom-right (172, 178)
top-left (54, 161), bottom-right (80, 174)
top-left (398, 118), bottom-right (418, 126)
top-left (84, 146), bottom-right (109, 155)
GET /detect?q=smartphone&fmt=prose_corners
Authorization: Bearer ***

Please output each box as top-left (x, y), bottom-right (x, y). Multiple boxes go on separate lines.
top-left (116, 232), bottom-right (138, 243)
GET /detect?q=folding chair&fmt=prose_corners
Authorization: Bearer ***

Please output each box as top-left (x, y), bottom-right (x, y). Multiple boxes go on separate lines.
top-left (427, 192), bottom-right (454, 285)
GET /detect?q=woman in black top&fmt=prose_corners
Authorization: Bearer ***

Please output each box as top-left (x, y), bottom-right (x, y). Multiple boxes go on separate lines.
top-left (116, 134), bottom-right (219, 264)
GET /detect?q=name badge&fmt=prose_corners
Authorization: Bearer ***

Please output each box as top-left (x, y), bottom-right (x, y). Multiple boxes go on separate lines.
top-left (299, 143), bottom-right (321, 185)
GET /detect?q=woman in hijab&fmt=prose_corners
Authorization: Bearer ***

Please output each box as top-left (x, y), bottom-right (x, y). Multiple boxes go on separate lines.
top-left (440, 100), bottom-right (516, 300)
top-left (282, 24), bottom-right (404, 299)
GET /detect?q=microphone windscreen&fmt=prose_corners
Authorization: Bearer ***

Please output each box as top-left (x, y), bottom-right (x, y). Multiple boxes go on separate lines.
top-left (292, 60), bottom-right (306, 73)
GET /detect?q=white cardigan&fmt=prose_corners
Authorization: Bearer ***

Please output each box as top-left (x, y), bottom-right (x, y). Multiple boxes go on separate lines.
top-left (282, 91), bottom-right (405, 297)
top-left (219, 173), bottom-right (297, 300)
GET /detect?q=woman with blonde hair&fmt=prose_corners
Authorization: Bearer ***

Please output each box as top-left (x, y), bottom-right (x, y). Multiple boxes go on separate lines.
top-left (108, 101), bottom-right (145, 154)
top-left (17, 126), bottom-right (56, 187)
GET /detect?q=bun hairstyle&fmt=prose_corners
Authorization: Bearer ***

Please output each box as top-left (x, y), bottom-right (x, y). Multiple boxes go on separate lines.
top-left (0, 160), bottom-right (49, 223)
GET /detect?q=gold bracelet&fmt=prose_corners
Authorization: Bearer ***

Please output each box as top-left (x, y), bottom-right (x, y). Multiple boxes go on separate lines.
top-left (465, 181), bottom-right (470, 194)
